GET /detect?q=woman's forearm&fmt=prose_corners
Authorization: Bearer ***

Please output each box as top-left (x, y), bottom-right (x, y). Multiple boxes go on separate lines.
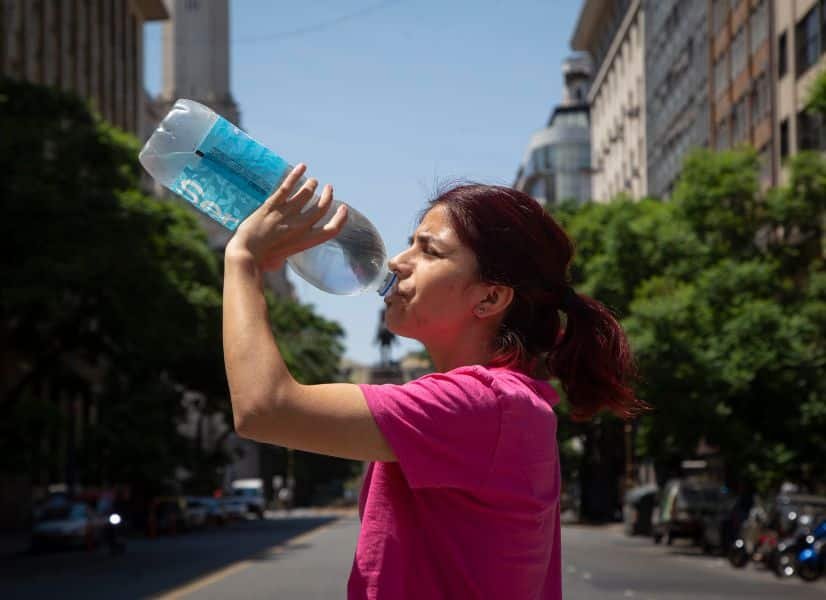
top-left (222, 249), bottom-right (294, 432)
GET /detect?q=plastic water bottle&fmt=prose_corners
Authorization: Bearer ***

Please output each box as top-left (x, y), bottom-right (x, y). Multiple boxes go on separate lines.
top-left (139, 99), bottom-right (395, 296)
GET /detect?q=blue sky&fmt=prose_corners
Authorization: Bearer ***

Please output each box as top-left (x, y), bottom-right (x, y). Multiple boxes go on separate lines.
top-left (144, 0), bottom-right (581, 366)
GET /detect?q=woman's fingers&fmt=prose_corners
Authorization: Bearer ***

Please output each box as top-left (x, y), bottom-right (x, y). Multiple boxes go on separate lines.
top-left (319, 204), bottom-right (348, 237)
top-left (300, 184), bottom-right (337, 228)
top-left (265, 163), bottom-right (306, 209)
top-left (283, 177), bottom-right (319, 216)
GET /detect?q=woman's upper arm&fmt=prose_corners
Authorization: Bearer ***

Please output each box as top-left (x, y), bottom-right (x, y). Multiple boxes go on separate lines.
top-left (234, 381), bottom-right (397, 463)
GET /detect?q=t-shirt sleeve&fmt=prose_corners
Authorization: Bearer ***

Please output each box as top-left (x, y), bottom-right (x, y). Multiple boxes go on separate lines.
top-left (359, 366), bottom-right (502, 490)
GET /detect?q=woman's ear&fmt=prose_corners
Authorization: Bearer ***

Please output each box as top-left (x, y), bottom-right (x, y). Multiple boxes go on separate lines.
top-left (474, 285), bottom-right (514, 319)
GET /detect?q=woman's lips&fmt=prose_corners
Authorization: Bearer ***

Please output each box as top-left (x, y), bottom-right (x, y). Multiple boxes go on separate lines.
top-left (384, 283), bottom-right (408, 305)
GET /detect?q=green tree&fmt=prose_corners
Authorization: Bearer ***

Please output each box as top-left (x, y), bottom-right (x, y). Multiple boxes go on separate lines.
top-left (552, 146), bottom-right (824, 494)
top-left (1, 78), bottom-right (350, 503)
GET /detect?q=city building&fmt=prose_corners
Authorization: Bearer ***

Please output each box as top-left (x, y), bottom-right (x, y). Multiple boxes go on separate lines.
top-left (514, 54), bottom-right (592, 206)
top-left (774, 0), bottom-right (826, 181)
top-left (151, 0), bottom-right (239, 129)
top-left (0, 0), bottom-right (169, 136)
top-left (149, 0), bottom-right (293, 297)
top-left (645, 0), bottom-right (709, 198)
top-left (571, 0), bottom-right (647, 201)
top-left (150, 0), bottom-right (295, 492)
top-left (709, 0), bottom-right (775, 185)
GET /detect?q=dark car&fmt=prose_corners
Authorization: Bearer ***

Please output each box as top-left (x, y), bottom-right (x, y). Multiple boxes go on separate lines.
top-left (652, 479), bottom-right (730, 546)
top-left (31, 501), bottom-right (104, 552)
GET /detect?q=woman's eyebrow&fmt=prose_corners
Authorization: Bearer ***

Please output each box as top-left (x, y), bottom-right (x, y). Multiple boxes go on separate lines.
top-left (408, 232), bottom-right (436, 245)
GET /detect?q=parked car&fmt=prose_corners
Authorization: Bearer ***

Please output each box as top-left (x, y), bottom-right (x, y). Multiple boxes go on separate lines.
top-left (231, 479), bottom-right (266, 518)
top-left (221, 496), bottom-right (248, 520)
top-left (184, 497), bottom-right (209, 529)
top-left (623, 484), bottom-right (658, 536)
top-left (652, 479), bottom-right (730, 546)
top-left (199, 497), bottom-right (228, 526)
top-left (31, 500), bottom-right (104, 552)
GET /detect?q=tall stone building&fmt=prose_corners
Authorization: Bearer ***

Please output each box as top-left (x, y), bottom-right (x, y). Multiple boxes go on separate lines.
top-left (645, 0), bottom-right (709, 198)
top-left (149, 0), bottom-right (293, 297)
top-left (774, 0), bottom-right (826, 181)
top-left (514, 54), bottom-right (592, 206)
top-left (1, 0), bottom-right (169, 136)
top-left (153, 0), bottom-right (239, 126)
top-left (572, 0), bottom-right (647, 201)
top-left (709, 0), bottom-right (774, 185)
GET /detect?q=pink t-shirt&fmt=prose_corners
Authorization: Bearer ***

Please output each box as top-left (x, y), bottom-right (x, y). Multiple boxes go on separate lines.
top-left (348, 365), bottom-right (562, 600)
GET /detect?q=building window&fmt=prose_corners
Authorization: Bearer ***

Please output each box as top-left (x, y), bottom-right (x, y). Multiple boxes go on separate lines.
top-left (713, 0), bottom-right (730, 34)
top-left (796, 7), bottom-right (820, 76)
top-left (714, 52), bottom-right (729, 97)
top-left (717, 117), bottom-right (730, 150)
top-left (779, 31), bottom-right (788, 78)
top-left (798, 110), bottom-right (826, 150)
top-left (780, 118), bottom-right (790, 158)
top-left (731, 26), bottom-right (747, 78)
top-left (752, 72), bottom-right (770, 123)
top-left (732, 98), bottom-right (748, 143)
top-left (750, 0), bottom-right (769, 53)
top-left (759, 144), bottom-right (772, 181)
top-left (822, 0), bottom-right (826, 57)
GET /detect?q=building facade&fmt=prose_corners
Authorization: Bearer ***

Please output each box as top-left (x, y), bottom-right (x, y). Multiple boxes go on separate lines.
top-left (514, 55), bottom-right (592, 206)
top-left (148, 0), bottom-right (293, 298)
top-left (774, 0), bottom-right (826, 181)
top-left (1, 0), bottom-right (169, 136)
top-left (154, 0), bottom-right (239, 126)
top-left (572, 0), bottom-right (647, 201)
top-left (709, 0), bottom-right (775, 185)
top-left (645, 0), bottom-right (710, 198)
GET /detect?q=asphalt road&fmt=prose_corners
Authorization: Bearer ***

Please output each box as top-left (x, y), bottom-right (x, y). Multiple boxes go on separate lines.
top-left (3, 510), bottom-right (826, 599)
top-left (562, 524), bottom-right (826, 599)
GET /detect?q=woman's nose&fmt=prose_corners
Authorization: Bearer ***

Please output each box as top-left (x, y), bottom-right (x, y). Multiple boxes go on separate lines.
top-left (388, 250), bottom-right (410, 277)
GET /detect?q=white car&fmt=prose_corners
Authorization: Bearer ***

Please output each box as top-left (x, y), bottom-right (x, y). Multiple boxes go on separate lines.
top-left (231, 479), bottom-right (267, 518)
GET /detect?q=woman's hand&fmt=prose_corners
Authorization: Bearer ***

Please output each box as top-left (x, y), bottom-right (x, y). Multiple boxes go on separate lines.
top-left (225, 163), bottom-right (348, 271)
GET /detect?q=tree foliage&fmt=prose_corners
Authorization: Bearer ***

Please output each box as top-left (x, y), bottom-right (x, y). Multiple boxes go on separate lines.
top-left (552, 148), bottom-right (825, 493)
top-left (1, 78), bottom-right (347, 497)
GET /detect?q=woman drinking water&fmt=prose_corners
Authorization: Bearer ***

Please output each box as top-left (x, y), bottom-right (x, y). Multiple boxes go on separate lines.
top-left (222, 163), bottom-right (646, 599)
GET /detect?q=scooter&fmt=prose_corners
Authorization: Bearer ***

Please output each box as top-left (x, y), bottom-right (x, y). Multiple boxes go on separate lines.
top-left (771, 516), bottom-right (822, 578)
top-left (728, 530), bottom-right (777, 569)
top-left (728, 504), bottom-right (777, 569)
top-left (796, 520), bottom-right (826, 582)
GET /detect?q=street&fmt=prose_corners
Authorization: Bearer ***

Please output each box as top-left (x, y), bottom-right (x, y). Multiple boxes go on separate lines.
top-left (3, 511), bottom-right (826, 599)
top-left (562, 525), bottom-right (826, 599)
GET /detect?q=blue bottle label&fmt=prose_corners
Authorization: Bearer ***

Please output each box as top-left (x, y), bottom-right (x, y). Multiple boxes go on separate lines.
top-left (169, 116), bottom-right (290, 231)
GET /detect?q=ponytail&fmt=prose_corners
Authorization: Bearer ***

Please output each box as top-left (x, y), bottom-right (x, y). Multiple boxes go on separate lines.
top-left (425, 182), bottom-right (648, 422)
top-left (548, 291), bottom-right (645, 421)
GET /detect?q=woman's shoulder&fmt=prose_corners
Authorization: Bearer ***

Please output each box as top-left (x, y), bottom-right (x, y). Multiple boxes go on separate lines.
top-left (431, 365), bottom-right (558, 407)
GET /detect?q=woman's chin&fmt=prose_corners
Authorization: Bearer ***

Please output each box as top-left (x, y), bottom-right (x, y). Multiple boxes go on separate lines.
top-left (384, 309), bottom-right (411, 338)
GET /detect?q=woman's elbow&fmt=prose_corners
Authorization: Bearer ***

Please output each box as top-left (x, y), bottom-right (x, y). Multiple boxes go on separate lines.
top-left (231, 398), bottom-right (268, 440)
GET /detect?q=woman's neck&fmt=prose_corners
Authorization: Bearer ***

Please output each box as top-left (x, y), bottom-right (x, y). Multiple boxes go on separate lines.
top-left (426, 329), bottom-right (495, 373)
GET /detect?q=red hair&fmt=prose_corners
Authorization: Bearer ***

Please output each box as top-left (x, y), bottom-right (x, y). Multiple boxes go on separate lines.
top-left (429, 184), bottom-right (645, 421)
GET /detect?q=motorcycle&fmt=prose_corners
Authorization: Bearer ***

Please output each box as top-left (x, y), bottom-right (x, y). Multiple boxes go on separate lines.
top-left (796, 520), bottom-right (826, 582)
top-left (727, 502), bottom-right (777, 569)
top-left (771, 515), bottom-right (824, 578)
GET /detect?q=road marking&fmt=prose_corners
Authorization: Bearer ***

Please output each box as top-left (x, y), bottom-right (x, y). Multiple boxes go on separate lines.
top-left (151, 519), bottom-right (344, 600)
